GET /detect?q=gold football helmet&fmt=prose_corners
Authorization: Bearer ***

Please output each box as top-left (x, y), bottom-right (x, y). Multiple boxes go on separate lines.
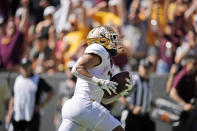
top-left (87, 26), bottom-right (123, 56)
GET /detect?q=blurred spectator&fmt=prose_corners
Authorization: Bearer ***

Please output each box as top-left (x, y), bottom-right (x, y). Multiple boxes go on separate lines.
top-left (30, 6), bottom-right (56, 74)
top-left (53, 0), bottom-right (71, 33)
top-left (0, 80), bottom-right (10, 131)
top-left (120, 58), bottom-right (155, 131)
top-left (89, 1), bottom-right (122, 26)
top-left (156, 22), bottom-right (177, 74)
top-left (146, 0), bottom-right (166, 46)
top-left (170, 55), bottom-right (197, 131)
top-left (5, 58), bottom-right (55, 131)
top-left (2, 0), bottom-right (197, 130)
top-left (175, 30), bottom-right (197, 65)
top-left (122, 0), bottom-right (151, 70)
top-left (62, 3), bottom-right (89, 69)
top-left (36, 6), bottom-right (55, 35)
top-left (0, 6), bottom-right (29, 70)
top-left (53, 61), bottom-right (76, 130)
top-left (168, 0), bottom-right (190, 23)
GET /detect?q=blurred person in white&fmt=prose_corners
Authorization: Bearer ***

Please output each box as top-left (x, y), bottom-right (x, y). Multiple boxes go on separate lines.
top-left (175, 0), bottom-right (197, 66)
top-left (53, 0), bottom-right (71, 33)
top-left (54, 61), bottom-right (76, 130)
top-left (0, 80), bottom-right (11, 131)
top-left (54, 0), bottom-right (91, 34)
top-left (58, 26), bottom-right (133, 131)
top-left (119, 58), bottom-right (155, 131)
top-left (5, 58), bottom-right (55, 131)
top-left (175, 30), bottom-right (197, 65)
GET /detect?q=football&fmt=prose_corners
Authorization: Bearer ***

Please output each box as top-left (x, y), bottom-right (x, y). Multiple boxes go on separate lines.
top-left (103, 71), bottom-right (130, 99)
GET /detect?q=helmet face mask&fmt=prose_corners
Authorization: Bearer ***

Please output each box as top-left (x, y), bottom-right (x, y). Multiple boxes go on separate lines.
top-left (87, 26), bottom-right (123, 56)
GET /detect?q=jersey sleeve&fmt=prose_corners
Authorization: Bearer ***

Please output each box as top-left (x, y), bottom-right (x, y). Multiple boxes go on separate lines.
top-left (84, 43), bottom-right (109, 63)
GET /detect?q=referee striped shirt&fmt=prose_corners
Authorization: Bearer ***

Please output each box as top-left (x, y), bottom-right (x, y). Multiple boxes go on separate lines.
top-left (126, 74), bottom-right (152, 114)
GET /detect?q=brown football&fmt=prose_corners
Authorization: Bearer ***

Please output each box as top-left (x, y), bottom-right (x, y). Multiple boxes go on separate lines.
top-left (103, 71), bottom-right (130, 99)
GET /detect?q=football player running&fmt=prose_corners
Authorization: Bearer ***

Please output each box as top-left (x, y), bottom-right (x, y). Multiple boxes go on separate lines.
top-left (58, 26), bottom-right (133, 131)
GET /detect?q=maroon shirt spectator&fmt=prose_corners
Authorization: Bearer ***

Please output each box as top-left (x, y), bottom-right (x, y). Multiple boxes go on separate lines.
top-left (170, 55), bottom-right (197, 131)
top-left (0, 7), bottom-right (28, 69)
top-left (156, 22), bottom-right (179, 74)
top-left (160, 35), bottom-right (176, 65)
top-left (0, 30), bottom-right (24, 69)
top-left (172, 67), bottom-right (196, 103)
top-left (160, 22), bottom-right (180, 65)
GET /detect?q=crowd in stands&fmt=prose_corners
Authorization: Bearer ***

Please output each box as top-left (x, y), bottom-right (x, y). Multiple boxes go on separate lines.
top-left (0, 0), bottom-right (197, 131)
top-left (0, 0), bottom-right (197, 74)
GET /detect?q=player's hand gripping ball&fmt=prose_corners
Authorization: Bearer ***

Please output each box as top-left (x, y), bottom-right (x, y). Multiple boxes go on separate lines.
top-left (103, 71), bottom-right (135, 99)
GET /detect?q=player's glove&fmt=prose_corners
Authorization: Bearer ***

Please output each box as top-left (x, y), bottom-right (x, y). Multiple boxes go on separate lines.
top-left (120, 73), bottom-right (135, 96)
top-left (92, 77), bottom-right (118, 95)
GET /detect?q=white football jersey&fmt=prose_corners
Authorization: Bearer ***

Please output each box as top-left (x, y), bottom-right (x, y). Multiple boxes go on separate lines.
top-left (74, 43), bottom-right (115, 103)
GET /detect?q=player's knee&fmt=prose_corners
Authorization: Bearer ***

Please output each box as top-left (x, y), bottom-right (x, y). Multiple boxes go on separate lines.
top-left (112, 126), bottom-right (124, 131)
